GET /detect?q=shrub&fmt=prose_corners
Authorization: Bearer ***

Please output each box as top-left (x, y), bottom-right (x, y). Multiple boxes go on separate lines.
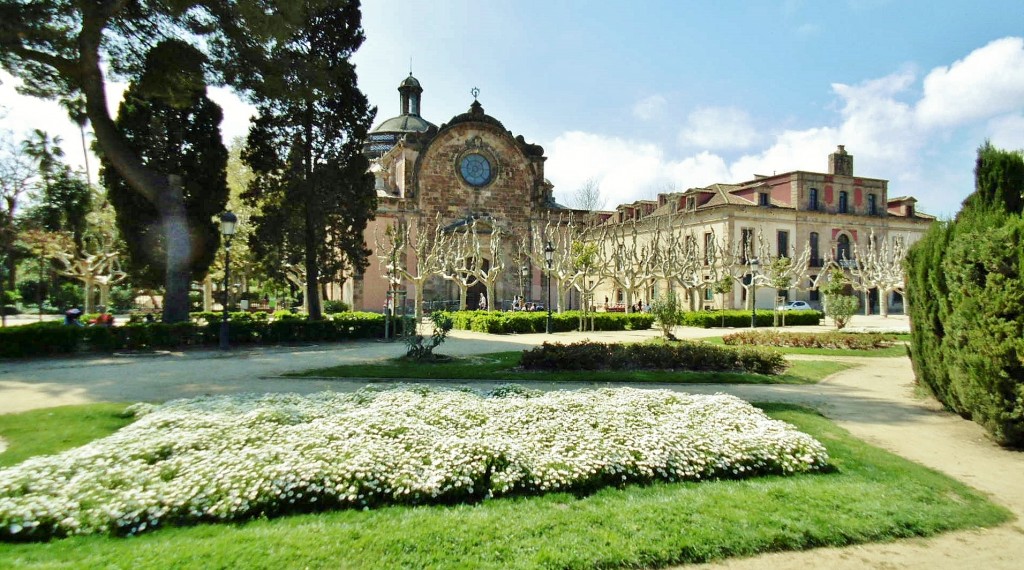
top-left (0, 311), bottom-right (386, 359)
top-left (521, 340), bottom-right (786, 375)
top-left (323, 299), bottom-right (350, 314)
top-left (680, 309), bottom-right (822, 328)
top-left (649, 292), bottom-right (682, 339)
top-left (1, 305), bottom-right (19, 316)
top-left (722, 330), bottom-right (896, 350)
top-left (448, 309), bottom-right (652, 334)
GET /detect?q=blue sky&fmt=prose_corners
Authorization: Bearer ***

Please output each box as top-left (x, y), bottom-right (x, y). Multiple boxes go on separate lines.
top-left (3, 0), bottom-right (1023, 217)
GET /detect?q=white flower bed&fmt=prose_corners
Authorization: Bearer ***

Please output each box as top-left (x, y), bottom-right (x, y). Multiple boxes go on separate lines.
top-left (0, 386), bottom-right (829, 539)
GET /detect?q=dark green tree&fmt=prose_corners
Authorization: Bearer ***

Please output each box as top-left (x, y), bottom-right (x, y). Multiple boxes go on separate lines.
top-left (243, 0), bottom-right (376, 320)
top-left (0, 0), bottom-right (314, 322)
top-left (965, 142), bottom-right (1024, 214)
top-left (21, 130), bottom-right (92, 249)
top-left (100, 40), bottom-right (228, 290)
top-left (907, 143), bottom-right (1024, 446)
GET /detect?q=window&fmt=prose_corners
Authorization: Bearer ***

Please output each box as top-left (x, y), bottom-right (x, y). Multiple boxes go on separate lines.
top-left (686, 196), bottom-right (696, 211)
top-left (836, 234), bottom-right (852, 261)
top-left (741, 228), bottom-right (754, 263)
top-left (809, 277), bottom-right (820, 302)
top-left (809, 232), bottom-right (820, 266)
top-left (704, 287), bottom-right (714, 301)
top-left (838, 191), bottom-right (849, 213)
top-left (777, 230), bottom-right (789, 258)
top-left (809, 188), bottom-right (819, 210)
top-left (906, 204), bottom-right (914, 217)
top-left (867, 193), bottom-right (877, 215)
top-left (703, 232), bottom-right (714, 265)
top-left (758, 192), bottom-right (770, 206)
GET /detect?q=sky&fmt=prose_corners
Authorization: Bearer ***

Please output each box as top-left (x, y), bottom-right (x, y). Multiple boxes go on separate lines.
top-left (2, 0), bottom-right (1024, 217)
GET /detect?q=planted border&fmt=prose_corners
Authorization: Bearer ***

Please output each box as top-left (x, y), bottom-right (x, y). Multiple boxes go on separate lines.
top-left (722, 330), bottom-right (897, 350)
top-left (520, 340), bottom-right (787, 375)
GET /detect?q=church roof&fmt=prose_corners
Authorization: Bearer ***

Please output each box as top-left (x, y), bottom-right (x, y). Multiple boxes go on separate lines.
top-left (372, 113), bottom-right (436, 134)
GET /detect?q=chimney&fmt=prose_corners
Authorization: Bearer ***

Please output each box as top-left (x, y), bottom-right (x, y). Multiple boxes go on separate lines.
top-left (828, 145), bottom-right (853, 176)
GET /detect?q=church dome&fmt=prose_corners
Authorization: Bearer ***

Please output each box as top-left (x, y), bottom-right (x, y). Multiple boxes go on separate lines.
top-left (365, 73), bottom-right (437, 158)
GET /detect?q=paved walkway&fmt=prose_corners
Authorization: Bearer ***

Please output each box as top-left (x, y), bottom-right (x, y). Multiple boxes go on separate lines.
top-left (5, 315), bottom-right (1023, 568)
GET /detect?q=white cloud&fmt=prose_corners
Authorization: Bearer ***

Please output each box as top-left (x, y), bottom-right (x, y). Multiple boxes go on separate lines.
top-left (631, 94), bottom-right (667, 121)
top-left (679, 107), bottom-right (759, 150)
top-left (987, 113), bottom-right (1024, 151)
top-left (916, 37), bottom-right (1024, 128)
top-left (546, 132), bottom-right (731, 207)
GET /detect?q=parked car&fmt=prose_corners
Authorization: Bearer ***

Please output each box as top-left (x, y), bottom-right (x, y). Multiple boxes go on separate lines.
top-left (777, 301), bottom-right (812, 311)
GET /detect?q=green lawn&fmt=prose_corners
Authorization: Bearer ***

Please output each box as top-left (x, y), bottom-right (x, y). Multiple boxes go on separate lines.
top-left (0, 403), bottom-right (1008, 569)
top-left (288, 351), bottom-right (850, 384)
top-left (702, 336), bottom-right (910, 357)
top-left (0, 404), bottom-right (134, 468)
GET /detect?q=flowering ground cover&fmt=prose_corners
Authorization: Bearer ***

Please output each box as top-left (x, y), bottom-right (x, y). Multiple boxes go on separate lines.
top-left (0, 402), bottom-right (1008, 569)
top-left (0, 387), bottom-right (828, 540)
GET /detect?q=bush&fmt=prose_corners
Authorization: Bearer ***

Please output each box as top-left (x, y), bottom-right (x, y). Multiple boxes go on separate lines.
top-left (2, 305), bottom-right (19, 316)
top-left (447, 309), bottom-right (653, 334)
top-left (722, 330), bottom-right (896, 350)
top-left (650, 293), bottom-right (682, 339)
top-left (51, 282), bottom-right (83, 310)
top-left (521, 340), bottom-right (787, 375)
top-left (0, 311), bottom-right (386, 359)
top-left (680, 309), bottom-right (822, 328)
top-left (107, 286), bottom-right (135, 313)
top-left (323, 299), bottom-right (350, 314)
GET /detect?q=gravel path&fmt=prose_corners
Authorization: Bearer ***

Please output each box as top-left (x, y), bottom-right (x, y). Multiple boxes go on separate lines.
top-left (1, 319), bottom-right (1021, 569)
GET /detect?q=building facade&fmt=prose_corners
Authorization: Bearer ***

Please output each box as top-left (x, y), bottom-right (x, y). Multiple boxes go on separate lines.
top-left (590, 145), bottom-right (933, 314)
top-left (346, 76), bottom-right (933, 316)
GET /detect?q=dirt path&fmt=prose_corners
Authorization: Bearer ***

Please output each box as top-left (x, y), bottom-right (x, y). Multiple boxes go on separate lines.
top-left (1, 324), bottom-right (1022, 568)
top-left (690, 356), bottom-right (1024, 570)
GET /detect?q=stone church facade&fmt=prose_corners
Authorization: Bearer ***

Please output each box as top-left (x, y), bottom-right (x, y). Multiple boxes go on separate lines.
top-left (348, 75), bottom-right (561, 313)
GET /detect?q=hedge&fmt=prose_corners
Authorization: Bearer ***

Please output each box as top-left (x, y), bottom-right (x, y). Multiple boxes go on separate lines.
top-left (722, 330), bottom-right (896, 350)
top-left (449, 310), bottom-right (654, 334)
top-left (680, 309), bottom-right (823, 328)
top-left (0, 312), bottom-right (386, 359)
top-left (906, 143), bottom-right (1024, 447)
top-left (521, 340), bottom-right (787, 375)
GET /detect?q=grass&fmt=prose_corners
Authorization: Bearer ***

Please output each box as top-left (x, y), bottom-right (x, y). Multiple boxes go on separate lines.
top-left (0, 402), bottom-right (1009, 569)
top-left (287, 351), bottom-right (851, 384)
top-left (703, 336), bottom-right (910, 357)
top-left (0, 404), bottom-right (134, 468)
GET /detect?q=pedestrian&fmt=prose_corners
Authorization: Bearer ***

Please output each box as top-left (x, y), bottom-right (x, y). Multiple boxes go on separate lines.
top-left (64, 308), bottom-right (84, 327)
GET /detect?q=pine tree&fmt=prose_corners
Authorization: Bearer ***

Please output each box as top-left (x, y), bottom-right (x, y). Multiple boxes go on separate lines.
top-left (243, 0), bottom-right (376, 320)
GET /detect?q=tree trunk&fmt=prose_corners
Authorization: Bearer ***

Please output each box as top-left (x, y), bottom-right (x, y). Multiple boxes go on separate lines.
top-left (203, 276), bottom-right (213, 312)
top-left (413, 280), bottom-right (425, 321)
top-left (160, 175), bottom-right (191, 322)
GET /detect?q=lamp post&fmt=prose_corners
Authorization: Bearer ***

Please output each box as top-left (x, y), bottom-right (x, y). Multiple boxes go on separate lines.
top-left (544, 241), bottom-right (554, 334)
top-left (219, 211), bottom-right (238, 350)
top-left (749, 257), bottom-right (760, 329)
top-left (520, 264), bottom-right (529, 305)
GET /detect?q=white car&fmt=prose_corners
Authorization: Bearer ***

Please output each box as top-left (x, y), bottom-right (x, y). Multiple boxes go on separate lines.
top-left (777, 301), bottom-right (812, 311)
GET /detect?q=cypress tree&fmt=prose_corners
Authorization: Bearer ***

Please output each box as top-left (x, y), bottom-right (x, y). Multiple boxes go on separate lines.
top-left (101, 40), bottom-right (229, 290)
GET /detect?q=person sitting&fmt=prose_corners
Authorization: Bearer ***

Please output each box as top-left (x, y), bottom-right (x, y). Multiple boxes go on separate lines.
top-left (64, 308), bottom-right (84, 326)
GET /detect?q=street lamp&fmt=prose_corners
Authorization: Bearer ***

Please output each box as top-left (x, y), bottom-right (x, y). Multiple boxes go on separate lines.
top-left (544, 241), bottom-right (554, 334)
top-left (520, 265), bottom-right (529, 305)
top-left (749, 257), bottom-right (760, 329)
top-left (219, 211), bottom-right (238, 350)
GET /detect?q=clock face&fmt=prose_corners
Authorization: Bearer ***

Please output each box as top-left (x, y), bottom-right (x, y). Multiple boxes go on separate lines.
top-left (459, 153), bottom-right (492, 187)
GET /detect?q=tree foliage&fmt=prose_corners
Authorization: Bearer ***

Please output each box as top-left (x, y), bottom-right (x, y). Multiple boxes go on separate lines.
top-left (907, 142), bottom-right (1024, 446)
top-left (0, 0), bottom-right (314, 322)
top-left (242, 0), bottom-right (375, 320)
top-left (100, 39), bottom-right (228, 290)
